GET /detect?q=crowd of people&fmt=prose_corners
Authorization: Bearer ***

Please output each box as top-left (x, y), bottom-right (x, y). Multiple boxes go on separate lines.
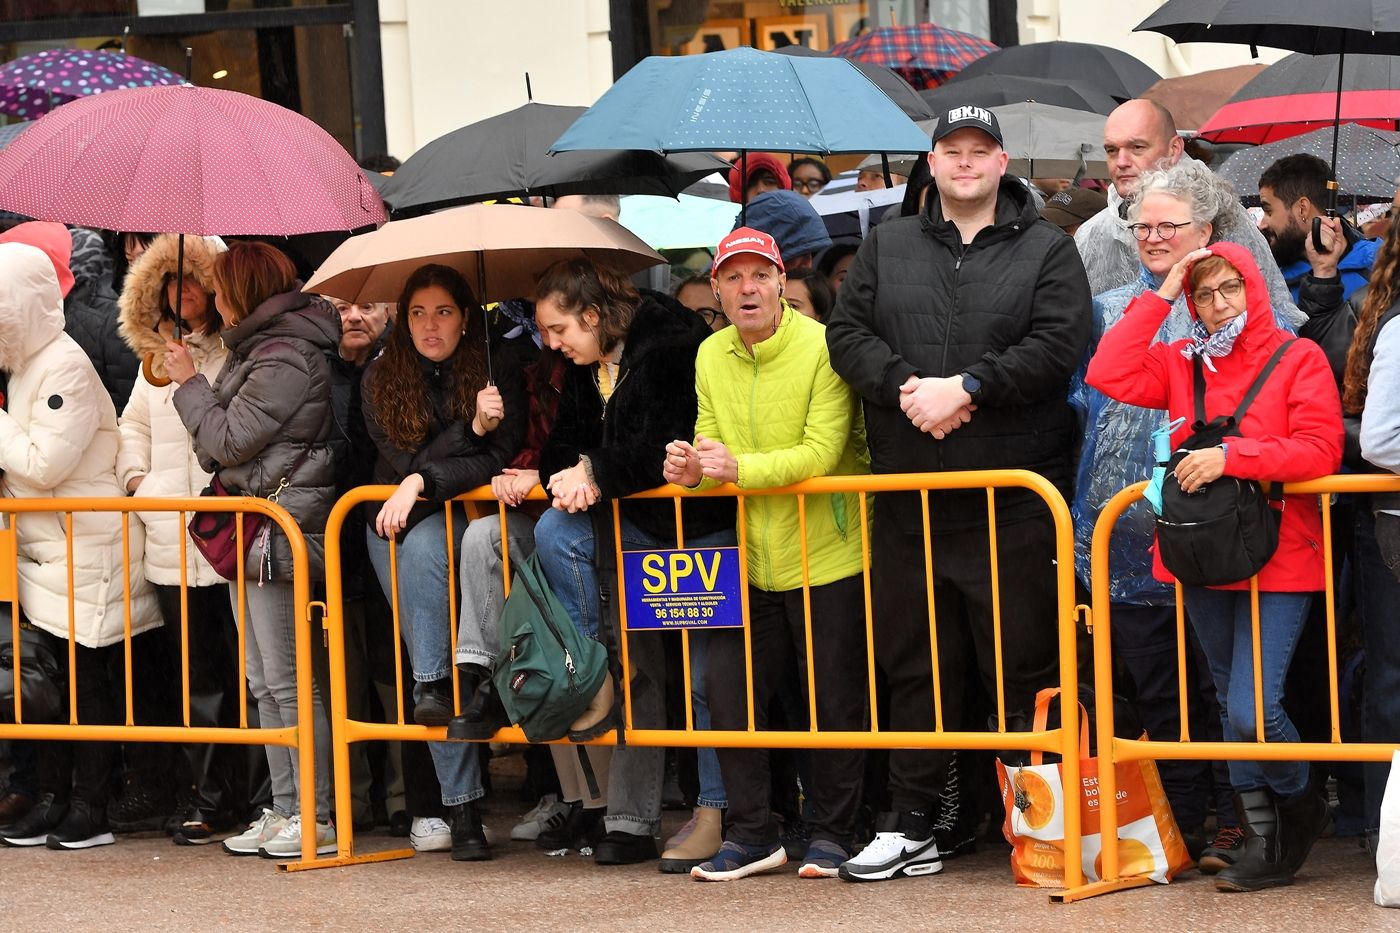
top-left (0, 92), bottom-right (1398, 897)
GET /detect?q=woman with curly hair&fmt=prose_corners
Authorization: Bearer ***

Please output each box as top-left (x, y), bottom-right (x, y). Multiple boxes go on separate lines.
top-left (362, 263), bottom-right (526, 861)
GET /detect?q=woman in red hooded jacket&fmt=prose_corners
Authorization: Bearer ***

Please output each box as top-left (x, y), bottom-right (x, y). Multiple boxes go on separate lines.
top-left (1087, 241), bottom-right (1342, 894)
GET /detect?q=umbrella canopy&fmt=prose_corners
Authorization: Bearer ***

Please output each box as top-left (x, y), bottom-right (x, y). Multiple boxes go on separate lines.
top-left (827, 23), bottom-right (997, 90)
top-left (953, 41), bottom-right (1161, 103)
top-left (927, 73), bottom-right (1118, 115)
top-left (548, 46), bottom-right (930, 156)
top-left (919, 102), bottom-right (1108, 179)
top-left (1134, 0), bottom-right (1400, 55)
top-left (1140, 63), bottom-right (1265, 132)
top-left (1217, 124), bottom-right (1400, 202)
top-left (1197, 54), bottom-right (1400, 143)
top-left (0, 48), bottom-right (184, 119)
top-left (305, 203), bottom-right (665, 304)
top-left (617, 193), bottom-right (740, 252)
top-left (772, 45), bottom-right (933, 121)
top-left (379, 102), bottom-right (730, 218)
top-left (0, 83), bottom-right (384, 235)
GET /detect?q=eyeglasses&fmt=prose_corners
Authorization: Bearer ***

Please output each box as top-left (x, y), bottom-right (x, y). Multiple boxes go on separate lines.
top-left (1191, 277), bottom-right (1245, 308)
top-left (695, 307), bottom-right (727, 326)
top-left (792, 178), bottom-right (827, 193)
top-left (1127, 220), bottom-right (1194, 241)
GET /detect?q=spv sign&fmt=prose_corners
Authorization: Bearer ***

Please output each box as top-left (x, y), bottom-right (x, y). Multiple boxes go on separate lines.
top-left (623, 547), bottom-right (743, 630)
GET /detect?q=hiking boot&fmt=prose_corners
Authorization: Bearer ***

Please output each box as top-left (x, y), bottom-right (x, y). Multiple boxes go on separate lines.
top-left (691, 840), bottom-right (787, 882)
top-left (223, 808), bottom-right (289, 856)
top-left (798, 838), bottom-right (851, 879)
top-left (172, 808), bottom-right (236, 846)
top-left (410, 816), bottom-right (452, 852)
top-left (258, 814), bottom-right (336, 858)
top-left (1216, 790), bottom-right (1291, 892)
top-left (107, 781), bottom-right (172, 834)
top-left (413, 680), bottom-right (454, 727)
top-left (838, 832), bottom-right (943, 882)
top-left (45, 800), bottom-right (115, 850)
top-left (931, 757), bottom-right (978, 861)
top-left (0, 793), bottom-right (66, 848)
top-left (593, 829), bottom-right (659, 865)
top-left (1278, 786), bottom-right (1329, 876)
top-left (1199, 825), bottom-right (1244, 874)
top-left (568, 677), bottom-right (616, 742)
top-left (448, 802), bottom-right (491, 861)
top-left (511, 794), bottom-right (569, 842)
top-left (659, 805), bottom-right (723, 873)
top-left (446, 679), bottom-right (510, 741)
top-left (538, 801), bottom-right (605, 856)
top-left (0, 790), bottom-right (36, 829)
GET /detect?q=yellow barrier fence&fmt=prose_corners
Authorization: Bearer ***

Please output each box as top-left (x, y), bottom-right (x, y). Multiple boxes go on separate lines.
top-left (316, 470), bottom-right (1085, 893)
top-left (0, 496), bottom-right (323, 868)
top-left (1060, 475), bottom-right (1400, 903)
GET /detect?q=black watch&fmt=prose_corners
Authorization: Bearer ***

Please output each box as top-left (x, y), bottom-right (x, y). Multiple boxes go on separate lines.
top-left (960, 372), bottom-right (982, 399)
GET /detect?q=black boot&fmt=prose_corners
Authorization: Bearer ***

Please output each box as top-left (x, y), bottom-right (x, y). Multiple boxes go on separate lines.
top-left (448, 801), bottom-right (491, 861)
top-left (1216, 790), bottom-right (1291, 892)
top-left (1277, 785), bottom-right (1329, 876)
top-left (413, 679), bottom-right (454, 727)
top-left (446, 679), bottom-right (510, 742)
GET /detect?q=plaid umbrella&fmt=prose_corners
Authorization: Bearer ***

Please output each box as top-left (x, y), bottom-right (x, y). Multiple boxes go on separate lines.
top-left (0, 48), bottom-right (183, 119)
top-left (829, 23), bottom-right (997, 90)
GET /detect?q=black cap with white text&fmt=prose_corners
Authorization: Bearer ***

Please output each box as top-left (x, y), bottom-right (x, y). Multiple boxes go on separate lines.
top-left (930, 105), bottom-right (1003, 147)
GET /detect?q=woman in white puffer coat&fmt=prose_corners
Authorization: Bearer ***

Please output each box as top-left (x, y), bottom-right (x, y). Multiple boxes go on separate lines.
top-left (116, 233), bottom-right (245, 845)
top-left (0, 237), bottom-right (161, 850)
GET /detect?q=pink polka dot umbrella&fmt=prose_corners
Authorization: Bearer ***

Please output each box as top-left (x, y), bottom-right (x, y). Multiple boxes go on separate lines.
top-left (0, 48), bottom-right (184, 120)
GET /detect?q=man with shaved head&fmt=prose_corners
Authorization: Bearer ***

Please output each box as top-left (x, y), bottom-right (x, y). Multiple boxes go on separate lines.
top-left (1075, 98), bottom-right (1303, 326)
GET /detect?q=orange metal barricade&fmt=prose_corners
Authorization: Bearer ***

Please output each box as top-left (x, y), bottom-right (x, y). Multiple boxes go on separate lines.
top-left (316, 471), bottom-right (1085, 892)
top-left (0, 496), bottom-right (323, 868)
top-left (1059, 475), bottom-right (1400, 903)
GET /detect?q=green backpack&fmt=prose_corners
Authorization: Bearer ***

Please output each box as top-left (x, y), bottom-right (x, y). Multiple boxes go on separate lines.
top-left (492, 551), bottom-right (610, 743)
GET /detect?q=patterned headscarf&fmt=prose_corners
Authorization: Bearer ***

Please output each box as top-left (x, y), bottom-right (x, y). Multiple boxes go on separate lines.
top-left (1180, 311), bottom-right (1247, 372)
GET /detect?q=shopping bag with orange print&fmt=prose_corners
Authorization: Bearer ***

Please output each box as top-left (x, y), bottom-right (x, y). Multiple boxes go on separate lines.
top-left (997, 688), bottom-right (1190, 887)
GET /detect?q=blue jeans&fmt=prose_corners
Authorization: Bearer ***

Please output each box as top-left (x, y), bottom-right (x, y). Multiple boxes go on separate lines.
top-left (533, 507), bottom-right (733, 834)
top-left (366, 513), bottom-right (483, 807)
top-left (1183, 586), bottom-right (1312, 798)
top-left (687, 633), bottom-right (727, 810)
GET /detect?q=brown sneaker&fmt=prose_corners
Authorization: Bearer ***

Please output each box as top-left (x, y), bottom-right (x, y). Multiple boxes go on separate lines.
top-left (1199, 825), bottom-right (1245, 874)
top-left (659, 805), bottom-right (723, 874)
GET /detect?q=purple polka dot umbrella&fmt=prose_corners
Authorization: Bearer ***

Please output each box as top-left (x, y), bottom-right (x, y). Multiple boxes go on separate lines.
top-left (0, 48), bottom-right (184, 119)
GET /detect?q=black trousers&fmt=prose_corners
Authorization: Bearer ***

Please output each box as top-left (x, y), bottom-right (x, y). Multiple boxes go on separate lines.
top-left (708, 575), bottom-right (868, 847)
top-left (41, 635), bottom-right (128, 810)
top-left (873, 514), bottom-right (1060, 814)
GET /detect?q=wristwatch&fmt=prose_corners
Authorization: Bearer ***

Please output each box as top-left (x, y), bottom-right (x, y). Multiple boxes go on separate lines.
top-left (960, 372), bottom-right (982, 401)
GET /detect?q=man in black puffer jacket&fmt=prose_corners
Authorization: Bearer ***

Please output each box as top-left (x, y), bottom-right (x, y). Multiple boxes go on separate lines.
top-left (828, 105), bottom-right (1091, 882)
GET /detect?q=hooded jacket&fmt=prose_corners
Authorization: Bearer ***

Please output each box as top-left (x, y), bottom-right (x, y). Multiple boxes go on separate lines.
top-left (173, 288), bottom-right (340, 580)
top-left (1085, 241), bottom-right (1343, 592)
top-left (0, 243), bottom-right (162, 646)
top-left (540, 291), bottom-right (735, 541)
top-left (826, 176), bottom-right (1091, 535)
top-left (67, 227), bottom-right (139, 412)
top-left (738, 189), bottom-right (833, 262)
top-left (116, 234), bottom-right (229, 587)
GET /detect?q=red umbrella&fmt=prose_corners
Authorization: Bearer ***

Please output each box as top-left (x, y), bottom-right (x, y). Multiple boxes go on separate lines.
top-left (0, 83), bottom-right (384, 236)
top-left (1198, 90), bottom-right (1400, 143)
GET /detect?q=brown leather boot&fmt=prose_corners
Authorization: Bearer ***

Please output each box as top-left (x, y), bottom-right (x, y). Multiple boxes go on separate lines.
top-left (658, 805), bottom-right (723, 874)
top-left (567, 676), bottom-right (615, 742)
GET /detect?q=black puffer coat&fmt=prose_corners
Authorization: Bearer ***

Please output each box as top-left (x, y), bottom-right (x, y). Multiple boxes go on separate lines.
top-left (174, 289), bottom-right (340, 579)
top-left (66, 227), bottom-right (138, 412)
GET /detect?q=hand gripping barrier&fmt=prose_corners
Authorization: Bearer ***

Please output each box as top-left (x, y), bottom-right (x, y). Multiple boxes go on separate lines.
top-left (0, 496), bottom-right (323, 868)
top-left (316, 470), bottom-right (1085, 894)
top-left (1058, 475), bottom-right (1400, 903)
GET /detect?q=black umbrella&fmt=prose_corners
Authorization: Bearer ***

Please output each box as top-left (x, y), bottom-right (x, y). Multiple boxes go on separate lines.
top-left (379, 101), bottom-right (731, 218)
top-left (772, 44), bottom-right (933, 121)
top-left (1136, 0), bottom-right (1400, 248)
top-left (924, 73), bottom-right (1118, 116)
top-left (952, 41), bottom-right (1161, 103)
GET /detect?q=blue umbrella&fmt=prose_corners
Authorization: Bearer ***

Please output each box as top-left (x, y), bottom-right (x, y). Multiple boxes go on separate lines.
top-left (549, 47), bottom-right (930, 156)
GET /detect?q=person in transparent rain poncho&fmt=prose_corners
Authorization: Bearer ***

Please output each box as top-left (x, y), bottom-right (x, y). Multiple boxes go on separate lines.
top-left (1068, 159), bottom-right (1244, 868)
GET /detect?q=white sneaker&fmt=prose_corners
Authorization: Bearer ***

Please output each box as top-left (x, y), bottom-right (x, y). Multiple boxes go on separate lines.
top-left (511, 794), bottom-right (570, 841)
top-left (257, 814), bottom-right (336, 858)
top-left (410, 816), bottom-right (452, 852)
top-left (222, 809), bottom-right (289, 857)
top-left (837, 832), bottom-right (943, 882)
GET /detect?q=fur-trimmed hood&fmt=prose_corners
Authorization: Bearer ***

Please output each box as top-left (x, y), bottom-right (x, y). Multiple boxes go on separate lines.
top-left (0, 242), bottom-right (66, 373)
top-left (118, 233), bottom-right (226, 361)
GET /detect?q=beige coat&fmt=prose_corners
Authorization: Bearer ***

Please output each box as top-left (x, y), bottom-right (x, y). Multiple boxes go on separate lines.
top-left (116, 235), bottom-right (229, 587)
top-left (0, 242), bottom-right (161, 647)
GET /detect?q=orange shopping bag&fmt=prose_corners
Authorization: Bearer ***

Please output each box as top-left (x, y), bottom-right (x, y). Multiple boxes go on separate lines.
top-left (997, 688), bottom-right (1190, 887)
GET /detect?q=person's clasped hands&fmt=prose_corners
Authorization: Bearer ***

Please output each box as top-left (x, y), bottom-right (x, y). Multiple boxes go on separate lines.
top-left (663, 435), bottom-right (738, 486)
top-left (547, 461), bottom-right (599, 513)
top-left (899, 374), bottom-right (976, 440)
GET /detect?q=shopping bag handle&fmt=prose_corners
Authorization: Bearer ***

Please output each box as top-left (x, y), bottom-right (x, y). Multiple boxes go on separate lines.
top-left (1029, 687), bottom-right (1089, 766)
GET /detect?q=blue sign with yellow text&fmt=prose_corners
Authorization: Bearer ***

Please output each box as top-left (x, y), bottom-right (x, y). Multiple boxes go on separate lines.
top-left (623, 547), bottom-right (743, 630)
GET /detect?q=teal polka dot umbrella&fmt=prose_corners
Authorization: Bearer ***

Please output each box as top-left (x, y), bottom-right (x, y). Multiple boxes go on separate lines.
top-left (0, 48), bottom-right (184, 119)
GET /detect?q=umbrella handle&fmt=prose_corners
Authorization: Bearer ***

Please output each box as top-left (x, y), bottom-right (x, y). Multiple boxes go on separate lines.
top-left (142, 352), bottom-right (173, 388)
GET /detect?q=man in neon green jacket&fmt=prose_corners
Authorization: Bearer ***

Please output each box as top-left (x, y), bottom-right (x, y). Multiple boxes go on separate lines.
top-left (664, 227), bottom-right (870, 883)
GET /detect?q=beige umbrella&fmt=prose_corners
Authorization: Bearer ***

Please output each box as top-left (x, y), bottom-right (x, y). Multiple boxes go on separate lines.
top-left (304, 202), bottom-right (666, 305)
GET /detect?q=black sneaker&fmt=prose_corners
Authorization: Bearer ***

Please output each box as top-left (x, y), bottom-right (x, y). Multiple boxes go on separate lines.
top-left (538, 802), bottom-right (605, 856)
top-left (45, 800), bottom-right (115, 850)
top-left (172, 808), bottom-right (236, 846)
top-left (0, 793), bottom-right (66, 847)
top-left (413, 680), bottom-right (454, 727)
top-left (593, 829), bottom-right (659, 865)
top-left (447, 802), bottom-right (491, 862)
top-left (107, 781), bottom-right (173, 834)
top-left (446, 681), bottom-right (510, 741)
top-left (931, 758), bottom-right (978, 861)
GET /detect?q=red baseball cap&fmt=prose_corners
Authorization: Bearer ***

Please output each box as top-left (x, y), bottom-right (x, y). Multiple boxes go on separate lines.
top-left (712, 227), bottom-right (784, 274)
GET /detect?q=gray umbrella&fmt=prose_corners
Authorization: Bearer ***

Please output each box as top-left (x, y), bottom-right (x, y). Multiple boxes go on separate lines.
top-left (1217, 123), bottom-right (1400, 202)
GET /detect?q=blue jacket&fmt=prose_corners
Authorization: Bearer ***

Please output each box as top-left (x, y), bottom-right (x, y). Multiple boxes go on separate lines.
top-left (1282, 235), bottom-right (1378, 303)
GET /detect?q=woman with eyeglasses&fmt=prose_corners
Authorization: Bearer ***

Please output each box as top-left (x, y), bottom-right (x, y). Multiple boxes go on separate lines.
top-left (1087, 239), bottom-right (1342, 894)
top-left (788, 158), bottom-right (831, 199)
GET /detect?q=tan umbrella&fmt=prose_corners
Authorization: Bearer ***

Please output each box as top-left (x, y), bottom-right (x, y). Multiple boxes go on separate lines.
top-left (1141, 64), bottom-right (1265, 132)
top-left (304, 202), bottom-right (666, 305)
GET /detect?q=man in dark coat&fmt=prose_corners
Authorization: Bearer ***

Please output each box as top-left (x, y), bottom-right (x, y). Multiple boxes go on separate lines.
top-left (826, 105), bottom-right (1091, 882)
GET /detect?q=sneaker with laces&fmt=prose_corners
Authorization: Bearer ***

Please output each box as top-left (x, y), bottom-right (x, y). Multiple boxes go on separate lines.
top-left (511, 794), bottom-right (569, 842)
top-left (172, 808), bottom-right (236, 846)
top-left (691, 840), bottom-right (787, 882)
top-left (258, 815), bottom-right (336, 858)
top-left (798, 838), bottom-right (850, 879)
top-left (931, 755), bottom-right (978, 860)
top-left (222, 809), bottom-right (289, 857)
top-left (411, 816), bottom-right (452, 852)
top-left (1199, 825), bottom-right (1245, 874)
top-left (838, 832), bottom-right (943, 882)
